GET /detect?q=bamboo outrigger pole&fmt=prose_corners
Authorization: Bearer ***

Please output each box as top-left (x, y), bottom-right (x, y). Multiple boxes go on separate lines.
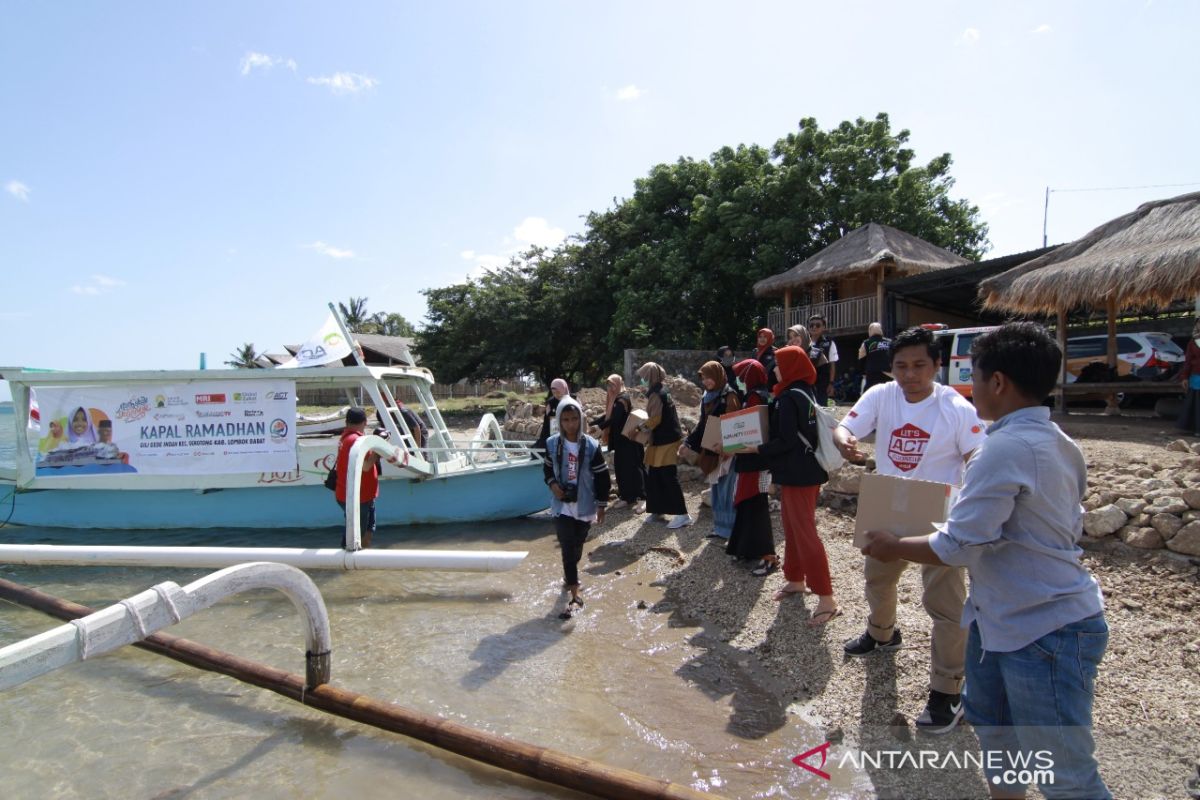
top-left (0, 577), bottom-right (721, 800)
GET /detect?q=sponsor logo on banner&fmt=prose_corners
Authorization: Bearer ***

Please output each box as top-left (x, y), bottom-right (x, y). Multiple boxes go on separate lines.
top-left (270, 419), bottom-right (289, 443)
top-left (154, 412), bottom-right (186, 421)
top-left (244, 409), bottom-right (264, 417)
top-left (266, 391), bottom-right (291, 401)
top-left (116, 396), bottom-right (150, 423)
top-left (232, 392), bottom-right (258, 403)
top-left (195, 393), bottom-right (227, 405)
top-left (196, 410), bottom-right (232, 418)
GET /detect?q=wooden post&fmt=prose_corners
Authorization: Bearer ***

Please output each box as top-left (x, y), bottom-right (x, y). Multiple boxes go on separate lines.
top-left (784, 288), bottom-right (792, 329)
top-left (0, 577), bottom-right (720, 800)
top-left (1056, 308), bottom-right (1069, 416)
top-left (876, 263), bottom-right (886, 329)
top-left (1104, 296), bottom-right (1119, 415)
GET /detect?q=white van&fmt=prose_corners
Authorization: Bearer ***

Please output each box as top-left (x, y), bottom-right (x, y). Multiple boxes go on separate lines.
top-left (923, 324), bottom-right (998, 400)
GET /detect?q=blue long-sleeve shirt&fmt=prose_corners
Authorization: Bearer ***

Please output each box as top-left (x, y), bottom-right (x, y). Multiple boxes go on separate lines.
top-left (928, 406), bottom-right (1105, 653)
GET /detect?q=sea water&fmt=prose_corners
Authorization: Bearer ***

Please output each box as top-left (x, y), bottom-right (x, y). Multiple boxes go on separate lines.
top-left (0, 418), bottom-right (868, 799)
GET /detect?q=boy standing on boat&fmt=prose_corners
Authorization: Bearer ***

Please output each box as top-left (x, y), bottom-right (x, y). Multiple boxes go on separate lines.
top-left (335, 407), bottom-right (390, 549)
top-left (543, 397), bottom-right (611, 619)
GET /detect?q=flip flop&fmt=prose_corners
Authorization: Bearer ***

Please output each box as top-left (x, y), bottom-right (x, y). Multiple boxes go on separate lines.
top-left (568, 596), bottom-right (584, 609)
top-left (772, 586), bottom-right (809, 601)
top-left (750, 560), bottom-right (779, 577)
top-left (807, 608), bottom-right (844, 628)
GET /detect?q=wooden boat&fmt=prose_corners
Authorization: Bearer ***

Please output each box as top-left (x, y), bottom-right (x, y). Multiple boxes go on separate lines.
top-left (0, 364), bottom-right (547, 529)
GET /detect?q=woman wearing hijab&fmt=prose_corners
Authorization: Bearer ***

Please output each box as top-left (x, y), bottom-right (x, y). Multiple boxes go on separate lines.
top-left (682, 361), bottom-right (741, 538)
top-left (740, 346), bottom-right (839, 627)
top-left (716, 346), bottom-right (742, 404)
top-left (534, 378), bottom-right (571, 453)
top-left (1179, 318), bottom-right (1200, 436)
top-left (753, 328), bottom-right (777, 392)
top-left (635, 362), bottom-right (691, 528)
top-left (67, 406), bottom-right (97, 445)
top-left (725, 359), bottom-right (778, 573)
top-left (590, 374), bottom-right (645, 509)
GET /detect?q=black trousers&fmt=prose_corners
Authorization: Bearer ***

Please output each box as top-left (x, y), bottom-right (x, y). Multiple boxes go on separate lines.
top-left (645, 465), bottom-right (687, 515)
top-left (555, 515), bottom-right (591, 587)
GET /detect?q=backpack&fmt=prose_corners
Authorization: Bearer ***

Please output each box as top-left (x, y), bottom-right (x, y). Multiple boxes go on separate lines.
top-left (789, 388), bottom-right (845, 473)
top-left (323, 465), bottom-right (338, 491)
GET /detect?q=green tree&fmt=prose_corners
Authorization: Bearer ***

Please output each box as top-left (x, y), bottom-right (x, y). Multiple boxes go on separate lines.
top-left (338, 297), bottom-right (372, 332)
top-left (419, 113), bottom-right (989, 382)
top-left (224, 342), bottom-right (260, 369)
top-left (367, 312), bottom-right (416, 337)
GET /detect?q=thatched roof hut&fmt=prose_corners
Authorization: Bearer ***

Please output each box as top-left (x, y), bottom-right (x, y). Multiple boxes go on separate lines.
top-left (980, 191), bottom-right (1200, 313)
top-left (753, 222), bottom-right (969, 298)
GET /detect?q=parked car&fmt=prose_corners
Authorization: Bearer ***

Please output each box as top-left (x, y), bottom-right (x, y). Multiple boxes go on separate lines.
top-left (1064, 332), bottom-right (1184, 381)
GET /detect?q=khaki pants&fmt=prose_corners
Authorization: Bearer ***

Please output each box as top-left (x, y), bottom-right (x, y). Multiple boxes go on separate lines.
top-left (864, 556), bottom-right (966, 695)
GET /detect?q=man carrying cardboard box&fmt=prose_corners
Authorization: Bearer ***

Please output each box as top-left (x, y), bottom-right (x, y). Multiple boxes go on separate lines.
top-left (861, 323), bottom-right (1110, 798)
top-left (833, 326), bottom-right (986, 734)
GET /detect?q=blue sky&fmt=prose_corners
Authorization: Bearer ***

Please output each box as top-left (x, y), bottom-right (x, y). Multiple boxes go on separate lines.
top-left (2, 1), bottom-right (1198, 398)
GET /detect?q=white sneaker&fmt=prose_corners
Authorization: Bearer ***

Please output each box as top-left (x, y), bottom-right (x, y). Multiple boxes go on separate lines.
top-left (632, 502), bottom-right (646, 514)
top-left (667, 514), bottom-right (693, 529)
top-left (610, 499), bottom-right (629, 509)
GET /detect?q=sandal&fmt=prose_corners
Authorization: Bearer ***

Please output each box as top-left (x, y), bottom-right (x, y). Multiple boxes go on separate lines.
top-left (807, 608), bottom-right (844, 628)
top-left (568, 596), bottom-right (584, 609)
top-left (750, 559), bottom-right (778, 577)
top-left (772, 585), bottom-right (809, 601)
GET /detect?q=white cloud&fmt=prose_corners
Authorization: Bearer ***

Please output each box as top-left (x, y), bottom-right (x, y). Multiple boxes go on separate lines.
top-left (460, 250), bottom-right (476, 260)
top-left (513, 216), bottom-right (566, 248)
top-left (958, 28), bottom-right (981, 45)
top-left (306, 241), bottom-right (356, 260)
top-left (240, 51), bottom-right (296, 76)
top-left (1031, 24), bottom-right (1052, 34)
top-left (6, 180), bottom-right (30, 202)
top-left (307, 72), bottom-right (378, 95)
top-left (616, 84), bottom-right (644, 101)
top-left (68, 275), bottom-right (123, 296)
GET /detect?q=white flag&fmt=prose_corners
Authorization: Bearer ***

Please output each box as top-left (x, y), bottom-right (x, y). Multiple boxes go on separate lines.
top-left (277, 313), bottom-right (353, 369)
top-left (27, 387), bottom-right (41, 431)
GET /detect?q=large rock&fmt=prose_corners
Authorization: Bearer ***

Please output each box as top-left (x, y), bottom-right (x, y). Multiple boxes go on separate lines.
top-left (1082, 504), bottom-right (1127, 538)
top-left (1117, 526), bottom-right (1164, 550)
top-left (1114, 498), bottom-right (1148, 516)
top-left (1166, 438), bottom-right (1195, 453)
top-left (1166, 521), bottom-right (1200, 556)
top-left (826, 465), bottom-right (865, 494)
top-left (1184, 488), bottom-right (1200, 510)
top-left (1150, 513), bottom-right (1185, 541)
top-left (1146, 497), bottom-right (1189, 515)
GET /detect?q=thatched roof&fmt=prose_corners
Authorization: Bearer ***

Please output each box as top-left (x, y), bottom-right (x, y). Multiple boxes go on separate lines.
top-left (980, 191), bottom-right (1200, 313)
top-left (753, 223), bottom-right (970, 298)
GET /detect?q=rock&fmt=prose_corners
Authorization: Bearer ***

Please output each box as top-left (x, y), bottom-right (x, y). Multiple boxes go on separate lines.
top-left (1167, 439), bottom-right (1194, 453)
top-left (1166, 521), bottom-right (1200, 556)
top-left (1082, 504), bottom-right (1128, 538)
top-left (1184, 488), bottom-right (1200, 510)
top-left (1114, 498), bottom-right (1148, 516)
top-left (1129, 513), bottom-right (1151, 528)
top-left (1135, 467), bottom-right (1155, 478)
top-left (826, 465), bottom-right (865, 494)
top-left (1147, 497), bottom-right (1189, 515)
top-left (1184, 511), bottom-right (1200, 524)
top-left (1118, 526), bottom-right (1163, 549)
top-left (1150, 513), bottom-right (1185, 541)
top-left (636, 600), bottom-right (648, 610)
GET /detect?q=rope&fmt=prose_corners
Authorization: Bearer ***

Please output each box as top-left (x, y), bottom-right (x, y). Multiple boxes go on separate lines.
top-left (69, 618), bottom-right (91, 660)
top-left (118, 599), bottom-right (149, 640)
top-left (152, 583), bottom-right (183, 623)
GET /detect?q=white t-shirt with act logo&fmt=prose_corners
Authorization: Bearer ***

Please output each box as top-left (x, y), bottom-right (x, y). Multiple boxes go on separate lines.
top-left (840, 382), bottom-right (986, 486)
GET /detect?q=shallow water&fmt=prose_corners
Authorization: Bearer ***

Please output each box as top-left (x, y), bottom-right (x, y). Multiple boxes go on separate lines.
top-left (0, 420), bottom-right (870, 799)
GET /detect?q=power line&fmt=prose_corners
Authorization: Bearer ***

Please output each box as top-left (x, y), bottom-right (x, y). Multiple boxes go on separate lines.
top-left (1050, 181), bottom-right (1200, 194)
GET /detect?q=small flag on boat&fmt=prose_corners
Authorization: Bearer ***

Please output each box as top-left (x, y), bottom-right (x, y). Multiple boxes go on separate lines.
top-left (277, 313), bottom-right (353, 369)
top-left (27, 387), bottom-right (40, 431)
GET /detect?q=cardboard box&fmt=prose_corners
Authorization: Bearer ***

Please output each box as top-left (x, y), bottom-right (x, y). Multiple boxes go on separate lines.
top-left (853, 473), bottom-right (957, 548)
top-left (720, 406), bottom-right (770, 452)
top-left (621, 409), bottom-right (651, 445)
top-left (699, 415), bottom-right (724, 453)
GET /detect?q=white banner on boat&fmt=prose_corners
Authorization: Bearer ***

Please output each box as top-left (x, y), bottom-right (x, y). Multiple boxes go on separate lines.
top-left (32, 381), bottom-right (297, 477)
top-left (277, 313), bottom-right (352, 369)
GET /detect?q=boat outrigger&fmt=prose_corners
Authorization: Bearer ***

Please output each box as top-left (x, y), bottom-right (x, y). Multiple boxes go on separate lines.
top-left (0, 362), bottom-right (548, 530)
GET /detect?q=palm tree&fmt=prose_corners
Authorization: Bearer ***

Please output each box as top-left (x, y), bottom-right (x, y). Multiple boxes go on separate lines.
top-left (224, 342), bottom-right (260, 369)
top-left (338, 297), bottom-right (371, 332)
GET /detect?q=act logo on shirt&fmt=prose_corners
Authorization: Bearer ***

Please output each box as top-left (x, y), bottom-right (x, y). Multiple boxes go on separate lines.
top-left (888, 422), bottom-right (931, 472)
